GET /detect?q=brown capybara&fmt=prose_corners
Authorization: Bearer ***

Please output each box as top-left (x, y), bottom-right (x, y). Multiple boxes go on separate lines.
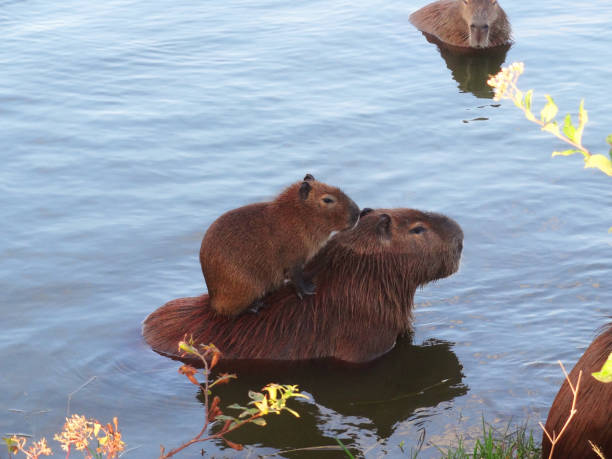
top-left (410, 0), bottom-right (511, 49)
top-left (143, 208), bottom-right (464, 363)
top-left (199, 174), bottom-right (360, 316)
top-left (542, 323), bottom-right (612, 459)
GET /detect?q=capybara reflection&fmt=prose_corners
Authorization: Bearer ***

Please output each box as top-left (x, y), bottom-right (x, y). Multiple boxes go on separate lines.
top-left (410, 0), bottom-right (511, 49)
top-left (143, 208), bottom-right (463, 363)
top-left (542, 323), bottom-right (612, 458)
top-left (200, 174), bottom-right (359, 316)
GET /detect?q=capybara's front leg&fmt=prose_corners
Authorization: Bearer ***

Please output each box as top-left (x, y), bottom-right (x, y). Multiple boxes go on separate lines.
top-left (289, 264), bottom-right (316, 300)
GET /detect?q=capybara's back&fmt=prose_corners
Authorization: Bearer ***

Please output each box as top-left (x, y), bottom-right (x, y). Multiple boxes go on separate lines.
top-left (410, 0), bottom-right (511, 48)
top-left (542, 324), bottom-right (612, 458)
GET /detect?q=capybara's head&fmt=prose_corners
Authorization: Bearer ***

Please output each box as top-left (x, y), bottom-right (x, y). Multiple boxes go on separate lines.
top-left (322, 208), bottom-right (463, 285)
top-left (284, 174), bottom-right (360, 232)
top-left (460, 0), bottom-right (502, 48)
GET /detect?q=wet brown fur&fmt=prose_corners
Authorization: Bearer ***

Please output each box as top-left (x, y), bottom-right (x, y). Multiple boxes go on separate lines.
top-left (200, 175), bottom-right (359, 316)
top-left (542, 323), bottom-right (612, 458)
top-left (144, 208), bottom-right (463, 363)
top-left (410, 0), bottom-right (511, 48)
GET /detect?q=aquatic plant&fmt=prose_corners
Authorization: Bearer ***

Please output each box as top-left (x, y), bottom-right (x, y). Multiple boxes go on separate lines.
top-left (433, 418), bottom-right (540, 458)
top-left (487, 62), bottom-right (612, 179)
top-left (157, 337), bottom-right (309, 458)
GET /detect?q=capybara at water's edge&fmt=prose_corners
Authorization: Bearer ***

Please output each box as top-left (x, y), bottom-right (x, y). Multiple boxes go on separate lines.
top-left (542, 323), bottom-right (612, 459)
top-left (143, 208), bottom-right (463, 363)
top-left (410, 0), bottom-right (511, 49)
top-left (200, 174), bottom-right (359, 316)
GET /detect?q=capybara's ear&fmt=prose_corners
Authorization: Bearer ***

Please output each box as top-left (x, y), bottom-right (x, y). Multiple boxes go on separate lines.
top-left (376, 214), bottom-right (392, 239)
top-left (303, 173), bottom-right (315, 182)
top-left (299, 181), bottom-right (312, 200)
top-left (360, 208), bottom-right (374, 218)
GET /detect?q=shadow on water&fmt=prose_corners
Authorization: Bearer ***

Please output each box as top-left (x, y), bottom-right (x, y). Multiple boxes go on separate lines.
top-left (419, 31), bottom-right (511, 99)
top-left (178, 337), bottom-right (467, 454)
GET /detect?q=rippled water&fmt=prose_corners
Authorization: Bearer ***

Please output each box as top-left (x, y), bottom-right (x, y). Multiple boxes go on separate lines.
top-left (2, 0), bottom-right (611, 457)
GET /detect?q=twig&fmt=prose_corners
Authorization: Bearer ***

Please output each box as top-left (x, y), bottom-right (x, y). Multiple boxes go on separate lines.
top-left (66, 376), bottom-right (97, 416)
top-left (539, 360), bottom-right (582, 459)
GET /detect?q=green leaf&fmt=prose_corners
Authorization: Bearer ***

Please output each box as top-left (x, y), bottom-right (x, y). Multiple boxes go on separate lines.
top-left (540, 95), bottom-right (558, 123)
top-left (562, 114), bottom-right (576, 142)
top-left (227, 403), bottom-right (247, 410)
top-left (552, 149), bottom-right (583, 157)
top-left (248, 391), bottom-right (265, 402)
top-left (513, 89), bottom-right (524, 109)
top-left (592, 352), bottom-right (612, 383)
top-left (541, 121), bottom-right (560, 136)
top-left (607, 134), bottom-right (612, 146)
top-left (238, 407), bottom-right (260, 418)
top-left (215, 414), bottom-right (238, 422)
top-left (523, 90), bottom-right (533, 111)
top-left (178, 341), bottom-right (197, 355)
top-left (250, 418), bottom-right (267, 426)
top-left (584, 154), bottom-right (612, 176)
top-left (334, 438), bottom-right (355, 459)
top-left (575, 99), bottom-right (588, 145)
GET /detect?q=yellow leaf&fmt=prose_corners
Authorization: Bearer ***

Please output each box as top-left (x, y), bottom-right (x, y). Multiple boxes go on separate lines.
top-left (540, 95), bottom-right (558, 123)
top-left (99, 435), bottom-right (108, 446)
top-left (541, 122), bottom-right (560, 136)
top-left (552, 149), bottom-right (582, 157)
top-left (584, 154), bottom-right (612, 176)
top-left (93, 423), bottom-right (101, 437)
top-left (254, 400), bottom-right (269, 415)
top-left (263, 385), bottom-right (278, 401)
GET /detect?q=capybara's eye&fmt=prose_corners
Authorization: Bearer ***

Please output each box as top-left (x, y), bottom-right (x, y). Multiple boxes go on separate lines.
top-left (322, 197), bottom-right (335, 204)
top-left (483, 24), bottom-right (489, 30)
top-left (410, 226), bottom-right (426, 234)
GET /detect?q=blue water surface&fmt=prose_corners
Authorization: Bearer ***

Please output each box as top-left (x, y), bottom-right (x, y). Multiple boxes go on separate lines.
top-left (2, 0), bottom-right (611, 457)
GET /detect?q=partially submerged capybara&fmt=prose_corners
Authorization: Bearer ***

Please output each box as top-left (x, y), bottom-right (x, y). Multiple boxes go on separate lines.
top-left (542, 323), bottom-right (612, 458)
top-left (143, 208), bottom-right (463, 363)
top-left (410, 0), bottom-right (511, 49)
top-left (200, 174), bottom-right (359, 316)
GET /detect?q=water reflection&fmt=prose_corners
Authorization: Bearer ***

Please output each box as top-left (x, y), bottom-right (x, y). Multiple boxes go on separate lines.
top-left (183, 337), bottom-right (466, 452)
top-left (419, 31), bottom-right (511, 99)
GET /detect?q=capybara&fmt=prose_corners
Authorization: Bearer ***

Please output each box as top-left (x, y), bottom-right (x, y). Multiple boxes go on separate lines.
top-left (410, 0), bottom-right (511, 49)
top-left (542, 323), bottom-right (612, 458)
top-left (199, 174), bottom-right (360, 316)
top-left (143, 208), bottom-right (464, 362)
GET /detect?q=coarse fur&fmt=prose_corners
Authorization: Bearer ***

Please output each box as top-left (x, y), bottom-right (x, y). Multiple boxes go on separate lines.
top-left (542, 323), bottom-right (612, 458)
top-left (143, 208), bottom-right (464, 363)
top-left (200, 174), bottom-right (359, 316)
top-left (410, 0), bottom-right (511, 48)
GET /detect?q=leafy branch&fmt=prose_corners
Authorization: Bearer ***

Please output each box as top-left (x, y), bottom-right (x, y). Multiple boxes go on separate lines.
top-left (487, 62), bottom-right (612, 177)
top-left (158, 337), bottom-right (309, 458)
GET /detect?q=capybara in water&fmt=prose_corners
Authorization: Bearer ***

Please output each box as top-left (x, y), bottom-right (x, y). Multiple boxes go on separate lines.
top-left (143, 208), bottom-right (463, 362)
top-left (542, 323), bottom-right (612, 458)
top-left (410, 0), bottom-right (511, 49)
top-left (199, 174), bottom-right (360, 316)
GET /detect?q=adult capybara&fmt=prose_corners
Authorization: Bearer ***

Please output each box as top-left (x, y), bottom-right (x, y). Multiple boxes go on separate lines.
top-left (410, 0), bottom-right (511, 49)
top-left (200, 174), bottom-right (359, 316)
top-left (542, 323), bottom-right (612, 458)
top-left (143, 208), bottom-right (463, 363)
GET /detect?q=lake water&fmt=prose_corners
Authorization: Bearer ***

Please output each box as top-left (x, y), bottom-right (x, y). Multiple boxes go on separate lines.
top-left (2, 0), bottom-right (611, 457)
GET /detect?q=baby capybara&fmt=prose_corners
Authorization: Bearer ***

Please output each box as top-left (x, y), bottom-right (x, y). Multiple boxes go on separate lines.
top-left (200, 174), bottom-right (359, 316)
top-left (542, 323), bottom-right (612, 458)
top-left (410, 0), bottom-right (511, 49)
top-left (144, 208), bottom-right (464, 362)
